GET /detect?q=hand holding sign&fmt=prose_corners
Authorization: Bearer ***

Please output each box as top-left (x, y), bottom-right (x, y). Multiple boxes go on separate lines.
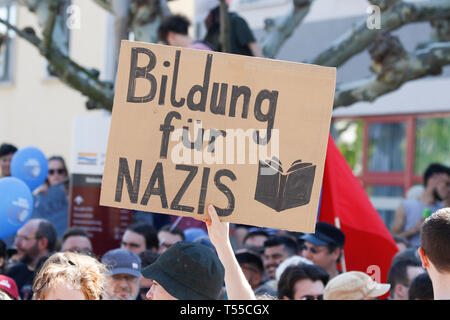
top-left (200, 205), bottom-right (230, 249)
top-left (0, 177), bottom-right (33, 239)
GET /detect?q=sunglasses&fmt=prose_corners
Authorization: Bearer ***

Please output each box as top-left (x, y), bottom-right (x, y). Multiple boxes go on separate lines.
top-left (49, 168), bottom-right (66, 175)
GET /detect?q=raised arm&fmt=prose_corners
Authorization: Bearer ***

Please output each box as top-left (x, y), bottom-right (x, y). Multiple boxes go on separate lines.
top-left (202, 205), bottom-right (256, 300)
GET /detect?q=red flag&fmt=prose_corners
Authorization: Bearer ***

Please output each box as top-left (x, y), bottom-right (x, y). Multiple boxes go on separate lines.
top-left (319, 134), bottom-right (398, 294)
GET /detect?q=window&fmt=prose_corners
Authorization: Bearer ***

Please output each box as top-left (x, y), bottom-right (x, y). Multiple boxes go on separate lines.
top-left (0, 0), bottom-right (16, 83)
top-left (366, 185), bottom-right (404, 229)
top-left (368, 122), bottom-right (406, 172)
top-left (415, 116), bottom-right (450, 175)
top-left (331, 119), bottom-right (363, 175)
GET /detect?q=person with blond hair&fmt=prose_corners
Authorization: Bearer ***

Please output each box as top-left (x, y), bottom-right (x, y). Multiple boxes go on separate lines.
top-left (32, 252), bottom-right (108, 300)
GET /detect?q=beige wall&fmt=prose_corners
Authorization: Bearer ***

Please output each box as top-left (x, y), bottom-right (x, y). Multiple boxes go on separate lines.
top-left (0, 0), bottom-right (107, 171)
top-left (0, 0), bottom-right (203, 171)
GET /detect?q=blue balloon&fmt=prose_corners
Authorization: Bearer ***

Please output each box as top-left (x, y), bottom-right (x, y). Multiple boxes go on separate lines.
top-left (10, 146), bottom-right (48, 191)
top-left (184, 227), bottom-right (208, 242)
top-left (0, 177), bottom-right (34, 239)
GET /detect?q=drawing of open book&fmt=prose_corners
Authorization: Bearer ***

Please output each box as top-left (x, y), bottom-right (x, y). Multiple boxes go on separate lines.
top-left (254, 157), bottom-right (316, 212)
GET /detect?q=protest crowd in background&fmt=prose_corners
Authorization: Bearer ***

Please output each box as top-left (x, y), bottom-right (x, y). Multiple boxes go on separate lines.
top-left (1, 141), bottom-right (450, 301)
top-left (1, 1), bottom-right (450, 302)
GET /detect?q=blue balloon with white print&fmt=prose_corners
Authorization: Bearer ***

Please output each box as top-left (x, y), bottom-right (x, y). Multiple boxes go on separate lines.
top-left (10, 146), bottom-right (48, 191)
top-left (0, 177), bottom-right (34, 239)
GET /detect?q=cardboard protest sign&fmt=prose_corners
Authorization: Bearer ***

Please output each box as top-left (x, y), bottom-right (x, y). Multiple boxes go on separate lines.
top-left (100, 40), bottom-right (336, 233)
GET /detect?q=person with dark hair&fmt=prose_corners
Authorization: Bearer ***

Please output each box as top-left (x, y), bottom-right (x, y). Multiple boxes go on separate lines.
top-left (121, 222), bottom-right (159, 255)
top-left (0, 143), bottom-right (17, 178)
top-left (387, 257), bottom-right (424, 300)
top-left (0, 240), bottom-right (8, 274)
top-left (6, 219), bottom-right (57, 300)
top-left (235, 249), bottom-right (264, 291)
top-left (418, 207), bottom-right (450, 300)
top-left (242, 229), bottom-right (270, 255)
top-left (277, 264), bottom-right (329, 300)
top-left (137, 250), bottom-right (160, 300)
top-left (392, 163), bottom-right (449, 247)
top-left (157, 224), bottom-right (185, 254)
top-left (197, 0), bottom-right (263, 57)
top-left (263, 236), bottom-right (298, 281)
top-left (392, 234), bottom-right (410, 253)
top-left (158, 14), bottom-right (212, 51)
top-left (300, 222), bottom-right (346, 280)
top-left (408, 272), bottom-right (433, 300)
top-left (61, 226), bottom-right (93, 255)
top-left (32, 155), bottom-right (70, 239)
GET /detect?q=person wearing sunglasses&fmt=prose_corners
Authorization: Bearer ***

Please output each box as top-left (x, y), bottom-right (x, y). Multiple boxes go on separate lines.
top-left (300, 222), bottom-right (346, 280)
top-left (32, 155), bottom-right (70, 240)
top-left (277, 264), bottom-right (329, 300)
top-left (33, 155), bottom-right (69, 197)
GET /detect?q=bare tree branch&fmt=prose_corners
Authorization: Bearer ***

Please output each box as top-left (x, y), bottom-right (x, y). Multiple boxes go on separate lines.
top-left (0, 14), bottom-right (114, 111)
top-left (262, 0), bottom-right (313, 58)
top-left (220, 0), bottom-right (231, 53)
top-left (41, 0), bottom-right (59, 56)
top-left (313, 0), bottom-right (450, 67)
top-left (334, 33), bottom-right (450, 107)
top-left (0, 16), bottom-right (41, 46)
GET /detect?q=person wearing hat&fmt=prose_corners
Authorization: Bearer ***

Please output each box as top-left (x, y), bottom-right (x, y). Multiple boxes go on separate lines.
top-left (142, 205), bottom-right (255, 300)
top-left (300, 222), bottom-right (346, 280)
top-left (0, 275), bottom-right (19, 300)
top-left (0, 143), bottom-right (17, 178)
top-left (323, 271), bottom-right (391, 300)
top-left (101, 248), bottom-right (142, 300)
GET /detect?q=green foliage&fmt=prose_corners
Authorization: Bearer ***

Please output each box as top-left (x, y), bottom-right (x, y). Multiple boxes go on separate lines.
top-left (415, 116), bottom-right (450, 175)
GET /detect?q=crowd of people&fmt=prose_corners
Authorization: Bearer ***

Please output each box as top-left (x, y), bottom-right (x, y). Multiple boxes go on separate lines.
top-left (1, 0), bottom-right (450, 302)
top-left (1, 141), bottom-right (450, 301)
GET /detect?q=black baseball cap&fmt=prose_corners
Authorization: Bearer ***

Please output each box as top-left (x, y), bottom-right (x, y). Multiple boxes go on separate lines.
top-left (300, 222), bottom-right (345, 247)
top-left (141, 241), bottom-right (224, 300)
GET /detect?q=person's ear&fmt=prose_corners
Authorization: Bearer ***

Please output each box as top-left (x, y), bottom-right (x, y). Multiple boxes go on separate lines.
top-left (332, 247), bottom-right (341, 260)
top-left (394, 283), bottom-right (407, 299)
top-left (418, 247), bottom-right (429, 269)
top-left (38, 237), bottom-right (49, 251)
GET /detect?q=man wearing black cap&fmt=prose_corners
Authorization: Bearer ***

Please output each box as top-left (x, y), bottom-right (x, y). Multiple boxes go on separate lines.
top-left (142, 204), bottom-right (256, 300)
top-left (300, 222), bottom-right (346, 280)
top-left (141, 241), bottom-right (225, 300)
